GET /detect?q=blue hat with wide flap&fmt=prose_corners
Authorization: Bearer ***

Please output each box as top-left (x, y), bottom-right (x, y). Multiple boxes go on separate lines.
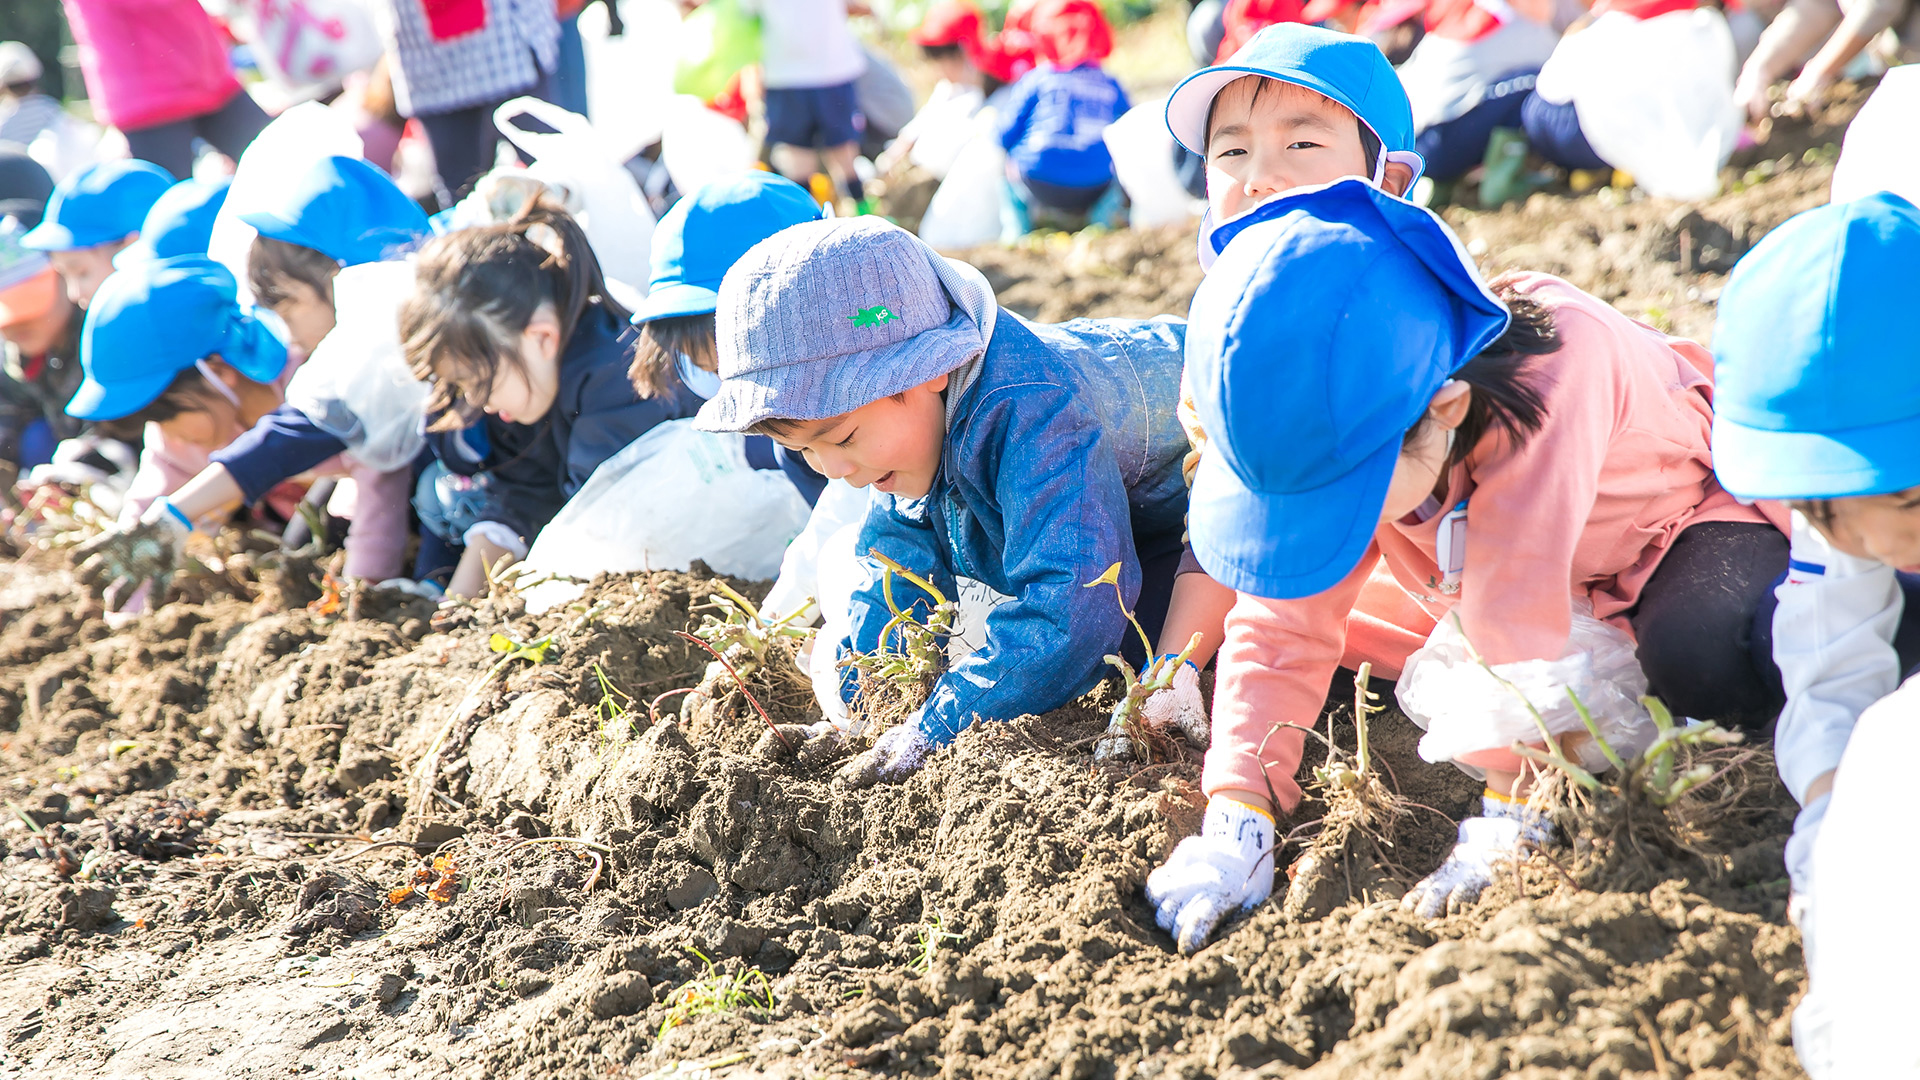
top-left (1712, 192), bottom-right (1920, 501)
top-left (632, 171), bottom-right (825, 325)
top-left (1165, 23), bottom-right (1421, 173)
top-left (71, 255), bottom-right (289, 422)
top-left (114, 177), bottom-right (232, 268)
top-left (240, 156), bottom-right (427, 267)
top-left (1186, 178), bottom-right (1509, 600)
top-left (21, 159), bottom-right (174, 251)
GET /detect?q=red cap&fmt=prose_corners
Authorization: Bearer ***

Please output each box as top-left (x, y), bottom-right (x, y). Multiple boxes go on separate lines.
top-left (1030, 0), bottom-right (1113, 69)
top-left (1214, 0), bottom-right (1308, 60)
top-left (911, 1), bottom-right (985, 47)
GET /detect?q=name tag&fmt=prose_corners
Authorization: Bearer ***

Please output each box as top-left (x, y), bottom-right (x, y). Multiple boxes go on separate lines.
top-left (1433, 500), bottom-right (1468, 595)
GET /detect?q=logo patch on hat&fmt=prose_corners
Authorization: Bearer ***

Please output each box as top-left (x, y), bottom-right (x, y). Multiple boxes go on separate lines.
top-left (849, 305), bottom-right (899, 328)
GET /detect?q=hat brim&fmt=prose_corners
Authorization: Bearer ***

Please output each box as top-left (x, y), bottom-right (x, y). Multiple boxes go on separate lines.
top-left (1713, 411), bottom-right (1920, 501)
top-left (1167, 65), bottom-right (1371, 157)
top-left (65, 366), bottom-right (177, 422)
top-left (694, 307), bottom-right (983, 433)
top-left (1188, 427), bottom-right (1398, 600)
top-left (18, 220), bottom-right (76, 251)
top-left (631, 280), bottom-right (720, 325)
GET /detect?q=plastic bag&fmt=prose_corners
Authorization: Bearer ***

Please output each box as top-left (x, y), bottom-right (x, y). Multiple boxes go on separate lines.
top-left (1395, 604), bottom-right (1656, 773)
top-left (578, 0), bottom-right (679, 162)
top-left (206, 102), bottom-right (366, 306)
top-left (1534, 9), bottom-right (1742, 201)
top-left (1105, 94), bottom-right (1204, 228)
top-left (660, 96), bottom-right (757, 201)
top-left (518, 421), bottom-right (813, 615)
top-left (1830, 65), bottom-right (1920, 207)
top-left (233, 0), bottom-right (383, 102)
top-left (673, 0), bottom-right (761, 102)
top-left (493, 97), bottom-right (657, 298)
top-left (855, 46), bottom-right (917, 142)
top-left (282, 260), bottom-right (429, 473)
top-left (918, 128), bottom-right (1007, 250)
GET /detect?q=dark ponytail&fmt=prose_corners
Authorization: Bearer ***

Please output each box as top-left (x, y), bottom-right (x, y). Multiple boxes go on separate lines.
top-left (401, 198), bottom-right (625, 430)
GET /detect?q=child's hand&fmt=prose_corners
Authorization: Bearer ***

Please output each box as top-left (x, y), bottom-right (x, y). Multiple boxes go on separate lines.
top-left (1785, 792), bottom-right (1830, 934)
top-left (73, 499), bottom-right (191, 612)
top-left (836, 722), bottom-right (932, 788)
top-left (1145, 795), bottom-right (1276, 954)
top-left (1095, 656), bottom-right (1210, 762)
top-left (1401, 794), bottom-right (1553, 918)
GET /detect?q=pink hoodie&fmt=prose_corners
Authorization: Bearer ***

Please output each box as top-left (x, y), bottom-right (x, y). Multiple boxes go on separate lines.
top-left (62, 0), bottom-right (244, 132)
top-left (1203, 273), bottom-right (1786, 811)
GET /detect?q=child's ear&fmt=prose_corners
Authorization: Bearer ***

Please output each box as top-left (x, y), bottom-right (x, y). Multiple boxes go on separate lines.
top-left (1381, 161), bottom-right (1416, 198)
top-left (203, 355), bottom-right (242, 387)
top-left (1430, 380), bottom-right (1472, 428)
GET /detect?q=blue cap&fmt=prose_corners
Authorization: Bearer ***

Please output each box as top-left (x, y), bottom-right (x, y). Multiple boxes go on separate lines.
top-left (1186, 178), bottom-right (1509, 599)
top-left (1164, 23), bottom-right (1420, 177)
top-left (21, 159), bottom-right (174, 251)
top-left (71, 256), bottom-right (289, 421)
top-left (632, 172), bottom-right (824, 325)
top-left (239, 156), bottom-right (427, 266)
top-left (114, 177), bottom-right (231, 268)
top-left (1712, 192), bottom-right (1920, 501)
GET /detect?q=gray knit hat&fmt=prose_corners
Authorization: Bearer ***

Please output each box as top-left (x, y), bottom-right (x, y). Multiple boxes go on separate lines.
top-left (694, 216), bottom-right (989, 433)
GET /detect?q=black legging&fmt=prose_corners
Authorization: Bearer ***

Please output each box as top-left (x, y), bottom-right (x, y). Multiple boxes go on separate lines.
top-left (122, 90), bottom-right (270, 180)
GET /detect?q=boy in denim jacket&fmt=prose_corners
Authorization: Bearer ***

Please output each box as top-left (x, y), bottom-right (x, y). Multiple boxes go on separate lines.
top-left (696, 216), bottom-right (1189, 785)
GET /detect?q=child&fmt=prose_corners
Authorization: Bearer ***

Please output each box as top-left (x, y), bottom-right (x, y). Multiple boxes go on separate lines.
top-left (1146, 179), bottom-right (1787, 952)
top-left (1708, 192), bottom-right (1920, 1078)
top-left (114, 177), bottom-right (231, 265)
top-left (0, 41), bottom-right (65, 150)
top-left (1394, 0), bottom-right (1560, 181)
top-left (0, 222), bottom-right (83, 475)
top-left (883, 3), bottom-right (997, 181)
top-left (736, 0), bottom-right (872, 210)
top-left (996, 0), bottom-right (1129, 235)
top-left (22, 159), bottom-right (174, 309)
top-left (1103, 25), bottom-right (1426, 757)
top-left (693, 215), bottom-right (1190, 785)
top-left (68, 157), bottom-right (429, 603)
top-left (402, 199), bottom-right (703, 597)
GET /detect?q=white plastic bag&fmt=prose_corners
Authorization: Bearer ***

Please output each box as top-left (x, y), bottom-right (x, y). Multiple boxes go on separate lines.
top-left (760, 478), bottom-right (869, 625)
top-left (206, 102), bottom-right (366, 306)
top-left (282, 260), bottom-right (428, 472)
top-left (918, 129), bottom-right (1007, 251)
top-left (660, 96), bottom-right (756, 202)
top-left (1395, 604), bottom-right (1656, 773)
top-left (493, 97), bottom-right (657, 298)
top-left (578, 0), bottom-right (681, 163)
top-left (518, 420), bottom-right (813, 614)
top-left (232, 0), bottom-right (383, 102)
top-left (1830, 65), bottom-right (1920, 208)
top-left (1534, 9), bottom-right (1742, 201)
top-left (1105, 94), bottom-right (1204, 228)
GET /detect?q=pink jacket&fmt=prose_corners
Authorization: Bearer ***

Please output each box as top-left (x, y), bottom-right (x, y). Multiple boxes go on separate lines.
top-left (1204, 273), bottom-right (1786, 811)
top-left (121, 353), bottom-right (411, 586)
top-left (62, 0), bottom-right (244, 131)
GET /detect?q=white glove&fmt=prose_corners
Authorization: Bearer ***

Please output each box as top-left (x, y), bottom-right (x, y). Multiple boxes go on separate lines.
top-left (74, 498), bottom-right (192, 610)
top-left (1402, 794), bottom-right (1553, 918)
top-left (1145, 796), bottom-right (1276, 954)
top-left (375, 577), bottom-right (445, 600)
top-left (1785, 793), bottom-right (1829, 935)
top-left (1094, 656), bottom-right (1210, 762)
top-left (836, 722), bottom-right (933, 788)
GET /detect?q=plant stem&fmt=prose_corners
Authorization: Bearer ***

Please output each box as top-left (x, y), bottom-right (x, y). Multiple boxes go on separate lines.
top-left (675, 631), bottom-right (795, 752)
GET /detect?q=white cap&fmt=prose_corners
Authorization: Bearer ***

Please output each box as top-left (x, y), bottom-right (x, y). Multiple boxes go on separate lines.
top-left (0, 43), bottom-right (43, 87)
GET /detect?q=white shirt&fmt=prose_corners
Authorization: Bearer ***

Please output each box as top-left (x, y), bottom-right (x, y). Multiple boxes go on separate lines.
top-left (737, 0), bottom-right (867, 90)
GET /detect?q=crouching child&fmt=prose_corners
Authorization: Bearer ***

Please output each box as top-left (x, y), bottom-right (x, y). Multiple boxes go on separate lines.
top-left (694, 216), bottom-right (1190, 785)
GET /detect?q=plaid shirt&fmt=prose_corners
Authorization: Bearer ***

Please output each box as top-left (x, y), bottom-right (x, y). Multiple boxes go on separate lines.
top-left (380, 0), bottom-right (559, 117)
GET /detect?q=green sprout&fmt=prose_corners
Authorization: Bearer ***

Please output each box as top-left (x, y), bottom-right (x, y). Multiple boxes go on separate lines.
top-left (907, 913), bottom-right (964, 975)
top-left (592, 663), bottom-right (635, 746)
top-left (1086, 561), bottom-right (1202, 761)
top-left (657, 949), bottom-right (775, 1039)
top-left (692, 580), bottom-right (813, 679)
top-left (843, 550), bottom-right (956, 702)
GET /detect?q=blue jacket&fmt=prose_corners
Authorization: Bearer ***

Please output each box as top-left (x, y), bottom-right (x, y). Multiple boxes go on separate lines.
top-left (841, 312), bottom-right (1189, 746)
top-left (997, 64), bottom-right (1130, 190)
top-left (433, 301), bottom-right (705, 541)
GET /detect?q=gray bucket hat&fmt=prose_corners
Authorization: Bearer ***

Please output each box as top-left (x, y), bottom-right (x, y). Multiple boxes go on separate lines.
top-left (694, 216), bottom-right (989, 433)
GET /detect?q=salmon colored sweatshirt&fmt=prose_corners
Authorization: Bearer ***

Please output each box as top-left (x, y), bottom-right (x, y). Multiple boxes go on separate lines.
top-left (1203, 273), bottom-right (1785, 811)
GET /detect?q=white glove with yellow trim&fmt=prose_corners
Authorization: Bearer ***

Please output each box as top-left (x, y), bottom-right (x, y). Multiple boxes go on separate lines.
top-left (1145, 795), bottom-right (1276, 953)
top-left (1402, 790), bottom-right (1553, 918)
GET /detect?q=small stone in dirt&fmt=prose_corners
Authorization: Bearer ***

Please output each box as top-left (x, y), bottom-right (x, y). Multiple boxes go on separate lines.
top-left (413, 819), bottom-right (466, 848)
top-left (373, 972), bottom-right (407, 1004)
top-left (37, 884), bottom-right (116, 930)
top-left (587, 971), bottom-right (653, 1019)
top-left (665, 866), bottom-right (718, 911)
top-left (504, 811), bottom-right (545, 838)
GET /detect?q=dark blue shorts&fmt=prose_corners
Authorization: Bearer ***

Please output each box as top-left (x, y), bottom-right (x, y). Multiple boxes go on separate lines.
top-left (763, 81), bottom-right (863, 149)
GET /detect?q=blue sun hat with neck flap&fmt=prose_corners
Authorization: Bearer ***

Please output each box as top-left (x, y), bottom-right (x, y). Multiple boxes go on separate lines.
top-left (240, 156), bottom-right (427, 267)
top-left (1185, 178), bottom-right (1508, 600)
top-left (70, 255), bottom-right (288, 422)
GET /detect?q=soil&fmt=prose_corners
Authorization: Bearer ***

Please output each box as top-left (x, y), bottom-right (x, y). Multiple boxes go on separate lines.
top-left (0, 92), bottom-right (1864, 1080)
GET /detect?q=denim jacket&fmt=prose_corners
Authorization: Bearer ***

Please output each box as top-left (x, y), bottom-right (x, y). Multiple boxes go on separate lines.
top-left (840, 310), bottom-right (1189, 746)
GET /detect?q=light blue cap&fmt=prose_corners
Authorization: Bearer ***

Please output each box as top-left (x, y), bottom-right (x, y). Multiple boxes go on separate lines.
top-left (1713, 192), bottom-right (1920, 501)
top-left (633, 171), bottom-right (824, 325)
top-left (240, 156), bottom-right (426, 266)
top-left (115, 177), bottom-right (232, 268)
top-left (22, 159), bottom-right (174, 251)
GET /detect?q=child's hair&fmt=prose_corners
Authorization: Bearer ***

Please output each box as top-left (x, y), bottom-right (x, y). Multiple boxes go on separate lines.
top-left (402, 198), bottom-right (625, 430)
top-left (248, 235), bottom-right (342, 309)
top-left (920, 42), bottom-right (965, 61)
top-left (629, 312), bottom-right (716, 399)
top-left (742, 391), bottom-right (912, 441)
top-left (132, 366), bottom-right (232, 425)
top-left (1206, 76), bottom-right (1383, 171)
top-left (1401, 279), bottom-right (1558, 470)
